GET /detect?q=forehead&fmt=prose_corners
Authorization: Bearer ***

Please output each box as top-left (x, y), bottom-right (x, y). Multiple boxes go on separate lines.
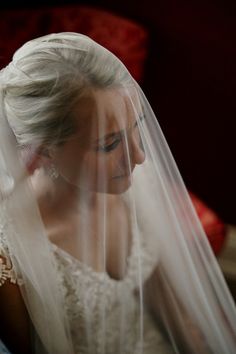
top-left (73, 87), bottom-right (141, 142)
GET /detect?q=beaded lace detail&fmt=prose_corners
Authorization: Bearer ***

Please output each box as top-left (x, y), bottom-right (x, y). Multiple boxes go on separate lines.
top-left (0, 225), bottom-right (18, 286)
top-left (51, 232), bottom-right (173, 354)
top-left (0, 207), bottom-right (23, 287)
top-left (0, 247), bottom-right (17, 286)
top-left (0, 207), bottom-right (173, 353)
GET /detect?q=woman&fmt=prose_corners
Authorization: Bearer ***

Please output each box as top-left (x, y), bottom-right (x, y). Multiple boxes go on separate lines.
top-left (0, 32), bottom-right (235, 354)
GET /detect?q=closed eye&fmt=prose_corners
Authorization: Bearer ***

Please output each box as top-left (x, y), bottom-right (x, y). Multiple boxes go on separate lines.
top-left (96, 137), bottom-right (121, 153)
top-left (95, 114), bottom-right (146, 153)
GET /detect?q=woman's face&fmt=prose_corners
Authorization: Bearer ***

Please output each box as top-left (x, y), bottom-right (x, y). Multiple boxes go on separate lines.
top-left (52, 88), bottom-right (145, 194)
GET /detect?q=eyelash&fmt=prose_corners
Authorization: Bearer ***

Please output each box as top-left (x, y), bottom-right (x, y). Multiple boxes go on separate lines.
top-left (97, 114), bottom-right (146, 153)
top-left (98, 138), bottom-right (122, 153)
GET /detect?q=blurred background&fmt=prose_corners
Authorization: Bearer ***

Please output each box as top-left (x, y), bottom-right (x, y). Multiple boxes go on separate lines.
top-left (0, 0), bottom-right (236, 296)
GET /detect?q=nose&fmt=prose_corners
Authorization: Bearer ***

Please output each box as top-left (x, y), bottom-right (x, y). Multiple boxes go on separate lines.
top-left (130, 134), bottom-right (145, 165)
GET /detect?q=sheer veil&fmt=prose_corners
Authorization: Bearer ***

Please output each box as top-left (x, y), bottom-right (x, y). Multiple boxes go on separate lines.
top-left (0, 32), bottom-right (236, 354)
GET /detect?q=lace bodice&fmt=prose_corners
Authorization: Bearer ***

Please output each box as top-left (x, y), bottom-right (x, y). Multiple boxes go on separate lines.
top-left (0, 223), bottom-right (173, 354)
top-left (50, 232), bottom-right (173, 354)
top-left (0, 226), bottom-right (19, 286)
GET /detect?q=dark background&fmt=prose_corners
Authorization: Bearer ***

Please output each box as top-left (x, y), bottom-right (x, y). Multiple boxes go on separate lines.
top-left (1, 0), bottom-right (236, 224)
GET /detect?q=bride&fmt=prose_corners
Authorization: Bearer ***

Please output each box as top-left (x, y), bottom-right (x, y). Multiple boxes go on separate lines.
top-left (0, 32), bottom-right (235, 354)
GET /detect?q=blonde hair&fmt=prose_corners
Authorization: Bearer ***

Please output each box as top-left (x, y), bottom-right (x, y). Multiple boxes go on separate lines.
top-left (0, 32), bottom-right (131, 148)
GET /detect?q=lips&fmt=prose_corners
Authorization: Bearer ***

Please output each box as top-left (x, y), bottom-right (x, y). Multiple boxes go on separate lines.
top-left (112, 166), bottom-right (135, 179)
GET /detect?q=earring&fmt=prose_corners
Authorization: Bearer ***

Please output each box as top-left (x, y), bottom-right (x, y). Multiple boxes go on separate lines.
top-left (48, 163), bottom-right (59, 180)
top-left (0, 170), bottom-right (15, 196)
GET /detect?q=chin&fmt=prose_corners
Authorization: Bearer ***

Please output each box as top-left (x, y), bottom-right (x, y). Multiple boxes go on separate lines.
top-left (106, 176), bottom-right (132, 195)
top-left (79, 176), bottom-right (132, 195)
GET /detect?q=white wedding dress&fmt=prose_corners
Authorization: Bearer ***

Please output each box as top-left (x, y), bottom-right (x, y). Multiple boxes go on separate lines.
top-left (0, 218), bottom-right (174, 354)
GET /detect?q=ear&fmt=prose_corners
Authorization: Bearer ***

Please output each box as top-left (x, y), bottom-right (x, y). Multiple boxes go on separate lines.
top-left (26, 153), bottom-right (42, 175)
top-left (24, 147), bottom-right (51, 175)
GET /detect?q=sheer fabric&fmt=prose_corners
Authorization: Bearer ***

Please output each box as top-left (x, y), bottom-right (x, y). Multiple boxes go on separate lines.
top-left (0, 32), bottom-right (236, 354)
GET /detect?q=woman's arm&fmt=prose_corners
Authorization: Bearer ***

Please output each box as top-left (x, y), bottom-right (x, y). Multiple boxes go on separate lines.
top-left (0, 256), bottom-right (33, 354)
top-left (144, 265), bottom-right (211, 354)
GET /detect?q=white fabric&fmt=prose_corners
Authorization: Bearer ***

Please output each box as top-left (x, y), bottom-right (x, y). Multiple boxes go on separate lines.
top-left (51, 234), bottom-right (172, 354)
top-left (0, 212), bottom-right (173, 354)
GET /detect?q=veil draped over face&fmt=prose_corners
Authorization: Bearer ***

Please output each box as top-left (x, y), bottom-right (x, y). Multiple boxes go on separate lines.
top-left (0, 33), bottom-right (236, 354)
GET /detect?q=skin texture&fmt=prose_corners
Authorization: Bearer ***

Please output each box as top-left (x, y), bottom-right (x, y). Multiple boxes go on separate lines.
top-left (50, 87), bottom-right (145, 194)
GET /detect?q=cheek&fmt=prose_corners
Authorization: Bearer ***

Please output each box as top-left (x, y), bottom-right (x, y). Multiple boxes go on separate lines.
top-left (87, 149), bottom-right (122, 180)
top-left (107, 145), bottom-right (128, 176)
top-left (54, 142), bottom-right (84, 179)
top-left (92, 153), bottom-right (112, 178)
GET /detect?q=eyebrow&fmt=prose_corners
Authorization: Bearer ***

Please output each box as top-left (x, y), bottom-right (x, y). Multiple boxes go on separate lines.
top-left (95, 113), bottom-right (144, 144)
top-left (95, 132), bottom-right (119, 144)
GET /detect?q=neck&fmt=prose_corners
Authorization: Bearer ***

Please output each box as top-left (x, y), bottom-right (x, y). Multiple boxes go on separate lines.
top-left (30, 169), bottom-right (98, 216)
